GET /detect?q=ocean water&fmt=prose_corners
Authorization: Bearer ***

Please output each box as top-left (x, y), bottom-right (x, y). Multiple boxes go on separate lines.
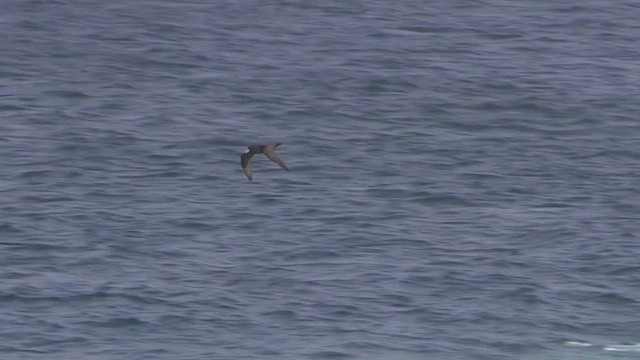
top-left (1, 1), bottom-right (640, 359)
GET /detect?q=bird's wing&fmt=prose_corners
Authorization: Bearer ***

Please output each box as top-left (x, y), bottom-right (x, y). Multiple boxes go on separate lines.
top-left (264, 144), bottom-right (289, 171)
top-left (241, 150), bottom-right (254, 181)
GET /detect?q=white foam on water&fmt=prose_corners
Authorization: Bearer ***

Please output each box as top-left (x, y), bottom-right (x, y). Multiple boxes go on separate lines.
top-left (604, 343), bottom-right (640, 352)
top-left (565, 341), bottom-right (593, 347)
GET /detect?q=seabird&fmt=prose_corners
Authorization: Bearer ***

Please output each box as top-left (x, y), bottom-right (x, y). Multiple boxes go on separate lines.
top-left (241, 142), bottom-right (289, 181)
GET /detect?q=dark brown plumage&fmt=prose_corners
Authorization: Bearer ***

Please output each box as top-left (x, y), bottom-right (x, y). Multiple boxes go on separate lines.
top-left (241, 142), bottom-right (289, 181)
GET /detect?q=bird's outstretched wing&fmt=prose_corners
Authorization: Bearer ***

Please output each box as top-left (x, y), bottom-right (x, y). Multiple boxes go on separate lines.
top-left (241, 150), bottom-right (255, 181)
top-left (264, 144), bottom-right (289, 171)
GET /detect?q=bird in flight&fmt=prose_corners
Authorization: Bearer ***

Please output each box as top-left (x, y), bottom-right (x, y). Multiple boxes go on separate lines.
top-left (241, 142), bottom-right (289, 181)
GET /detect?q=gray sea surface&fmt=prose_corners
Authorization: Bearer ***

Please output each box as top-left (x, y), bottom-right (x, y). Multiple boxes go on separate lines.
top-left (2, 1), bottom-right (640, 359)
